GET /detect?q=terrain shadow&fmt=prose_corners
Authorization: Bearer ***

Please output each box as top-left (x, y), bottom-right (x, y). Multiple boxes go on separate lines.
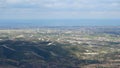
top-left (0, 40), bottom-right (100, 68)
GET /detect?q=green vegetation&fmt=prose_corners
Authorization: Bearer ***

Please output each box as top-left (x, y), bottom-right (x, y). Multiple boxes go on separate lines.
top-left (0, 27), bottom-right (120, 68)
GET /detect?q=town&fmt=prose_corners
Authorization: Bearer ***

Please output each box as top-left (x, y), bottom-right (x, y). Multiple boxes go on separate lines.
top-left (0, 26), bottom-right (120, 68)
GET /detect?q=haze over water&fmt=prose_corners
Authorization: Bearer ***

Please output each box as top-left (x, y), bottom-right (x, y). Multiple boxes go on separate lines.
top-left (0, 19), bottom-right (120, 28)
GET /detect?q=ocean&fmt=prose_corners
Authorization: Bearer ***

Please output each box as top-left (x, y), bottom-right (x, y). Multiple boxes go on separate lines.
top-left (0, 19), bottom-right (120, 28)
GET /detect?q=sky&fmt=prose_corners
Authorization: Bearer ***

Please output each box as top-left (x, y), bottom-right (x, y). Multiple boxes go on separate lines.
top-left (0, 0), bottom-right (120, 19)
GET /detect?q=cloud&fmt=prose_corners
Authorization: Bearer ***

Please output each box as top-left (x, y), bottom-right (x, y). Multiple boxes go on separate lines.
top-left (0, 0), bottom-right (6, 8)
top-left (2, 0), bottom-right (119, 9)
top-left (0, 8), bottom-right (120, 19)
top-left (6, 0), bottom-right (21, 4)
top-left (0, 0), bottom-right (120, 19)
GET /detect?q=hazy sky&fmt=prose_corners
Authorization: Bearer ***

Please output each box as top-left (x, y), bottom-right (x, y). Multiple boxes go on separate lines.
top-left (0, 0), bottom-right (120, 19)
